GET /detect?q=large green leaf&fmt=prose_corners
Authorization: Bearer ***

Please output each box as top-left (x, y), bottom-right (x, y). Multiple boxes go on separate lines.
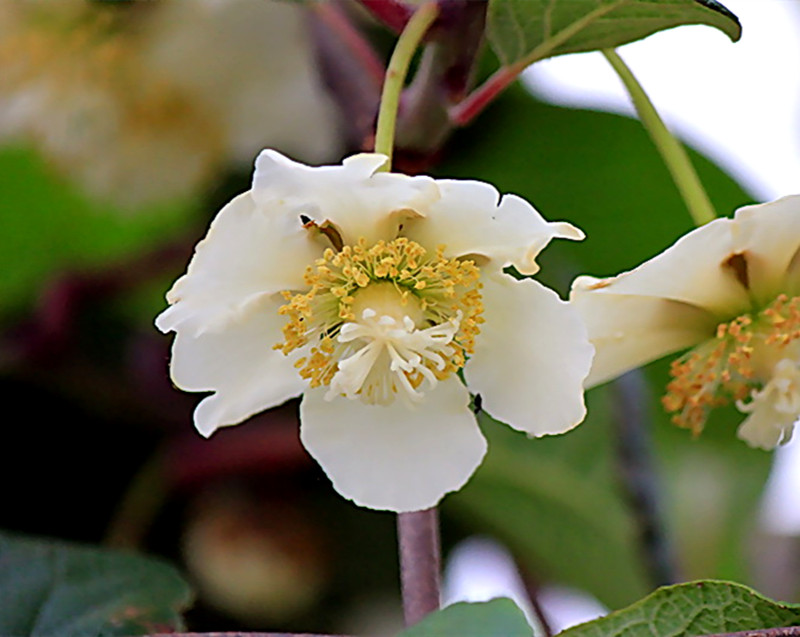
top-left (487, 0), bottom-right (740, 68)
top-left (0, 532), bottom-right (192, 636)
top-left (399, 599), bottom-right (533, 637)
top-left (558, 580), bottom-right (800, 636)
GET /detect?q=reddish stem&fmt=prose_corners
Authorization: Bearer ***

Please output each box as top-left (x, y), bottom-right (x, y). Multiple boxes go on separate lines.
top-left (449, 64), bottom-right (523, 127)
top-left (359, 0), bottom-right (414, 33)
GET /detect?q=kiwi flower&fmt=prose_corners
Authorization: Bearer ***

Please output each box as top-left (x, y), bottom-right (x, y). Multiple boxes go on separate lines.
top-left (157, 151), bottom-right (594, 511)
top-left (571, 196), bottom-right (800, 449)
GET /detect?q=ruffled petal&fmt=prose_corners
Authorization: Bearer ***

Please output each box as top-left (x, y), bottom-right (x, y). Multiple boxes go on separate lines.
top-left (574, 217), bottom-right (750, 318)
top-left (252, 150), bottom-right (440, 246)
top-left (571, 276), bottom-right (718, 386)
top-left (403, 181), bottom-right (583, 274)
top-left (155, 191), bottom-right (320, 336)
top-left (299, 377), bottom-right (486, 512)
top-left (168, 295), bottom-right (305, 437)
top-left (732, 195), bottom-right (800, 304)
top-left (464, 273), bottom-right (594, 436)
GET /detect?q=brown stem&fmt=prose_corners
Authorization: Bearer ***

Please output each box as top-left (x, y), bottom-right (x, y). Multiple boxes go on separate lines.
top-left (518, 569), bottom-right (554, 637)
top-left (698, 629), bottom-right (800, 637)
top-left (311, 2), bottom-right (385, 88)
top-left (307, 1), bottom-right (384, 149)
top-left (145, 633), bottom-right (349, 637)
top-left (611, 371), bottom-right (679, 588)
top-left (393, 0), bottom-right (487, 155)
top-left (397, 508), bottom-right (442, 626)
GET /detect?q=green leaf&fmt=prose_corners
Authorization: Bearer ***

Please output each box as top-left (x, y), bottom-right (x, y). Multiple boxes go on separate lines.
top-left (0, 532), bottom-right (192, 636)
top-left (558, 580), bottom-right (800, 636)
top-left (398, 599), bottom-right (533, 637)
top-left (487, 0), bottom-right (740, 68)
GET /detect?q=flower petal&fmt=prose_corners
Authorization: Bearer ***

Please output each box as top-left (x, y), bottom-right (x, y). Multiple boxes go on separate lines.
top-left (252, 150), bottom-right (440, 246)
top-left (572, 217), bottom-right (750, 318)
top-left (168, 296), bottom-right (305, 437)
top-left (299, 377), bottom-right (486, 512)
top-left (570, 276), bottom-right (718, 386)
top-left (155, 191), bottom-right (320, 336)
top-left (737, 403), bottom-right (796, 450)
top-left (732, 195), bottom-right (800, 304)
top-left (465, 273), bottom-right (594, 436)
top-left (404, 181), bottom-right (582, 274)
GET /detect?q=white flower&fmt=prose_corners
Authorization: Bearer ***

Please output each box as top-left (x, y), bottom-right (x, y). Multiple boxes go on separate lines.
top-left (156, 151), bottom-right (594, 512)
top-left (0, 0), bottom-right (337, 208)
top-left (570, 196), bottom-right (800, 449)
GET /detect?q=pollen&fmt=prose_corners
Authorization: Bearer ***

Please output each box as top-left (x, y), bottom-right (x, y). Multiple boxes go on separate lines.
top-left (663, 294), bottom-right (800, 434)
top-left (275, 237), bottom-right (484, 404)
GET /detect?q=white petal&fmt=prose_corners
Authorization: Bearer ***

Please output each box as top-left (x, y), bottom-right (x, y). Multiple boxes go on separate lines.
top-left (252, 150), bottom-right (440, 246)
top-left (737, 404), bottom-right (796, 450)
top-left (573, 217), bottom-right (750, 318)
top-left (404, 181), bottom-right (583, 274)
top-left (155, 191), bottom-right (319, 336)
top-left (168, 296), bottom-right (305, 437)
top-left (570, 277), bottom-right (718, 387)
top-left (732, 195), bottom-right (800, 304)
top-left (465, 274), bottom-right (594, 436)
top-left (299, 377), bottom-right (486, 512)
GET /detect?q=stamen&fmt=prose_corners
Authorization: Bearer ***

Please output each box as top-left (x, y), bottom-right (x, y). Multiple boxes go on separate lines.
top-left (663, 294), bottom-right (800, 434)
top-left (275, 237), bottom-right (484, 404)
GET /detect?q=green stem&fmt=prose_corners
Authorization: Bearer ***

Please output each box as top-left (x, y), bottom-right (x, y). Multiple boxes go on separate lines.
top-left (373, 1), bottom-right (439, 171)
top-left (603, 48), bottom-right (717, 227)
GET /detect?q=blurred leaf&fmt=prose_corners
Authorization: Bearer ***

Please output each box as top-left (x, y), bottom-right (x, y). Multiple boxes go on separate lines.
top-left (642, 360), bottom-right (773, 583)
top-left (448, 395), bottom-right (650, 609)
top-left (0, 532), bottom-right (192, 636)
top-left (399, 599), bottom-right (533, 637)
top-left (558, 580), bottom-right (800, 636)
top-left (0, 146), bottom-right (194, 319)
top-left (440, 86), bottom-right (771, 598)
top-left (487, 0), bottom-right (740, 67)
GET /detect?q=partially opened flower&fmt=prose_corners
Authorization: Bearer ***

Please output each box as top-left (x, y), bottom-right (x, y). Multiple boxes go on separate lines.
top-left (156, 151), bottom-right (594, 512)
top-left (571, 196), bottom-right (800, 449)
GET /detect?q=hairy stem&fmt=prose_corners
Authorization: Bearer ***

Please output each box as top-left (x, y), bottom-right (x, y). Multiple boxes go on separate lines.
top-left (603, 48), bottom-right (716, 226)
top-left (397, 508), bottom-right (442, 626)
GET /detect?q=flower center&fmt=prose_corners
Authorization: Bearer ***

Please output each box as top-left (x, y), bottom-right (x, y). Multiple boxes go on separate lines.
top-left (276, 237), bottom-right (483, 405)
top-left (663, 294), bottom-right (800, 434)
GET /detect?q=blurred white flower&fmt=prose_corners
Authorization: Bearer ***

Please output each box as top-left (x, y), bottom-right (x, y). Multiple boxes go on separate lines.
top-left (0, 0), bottom-right (338, 208)
top-left (156, 150), bottom-right (593, 512)
top-left (571, 196), bottom-right (800, 449)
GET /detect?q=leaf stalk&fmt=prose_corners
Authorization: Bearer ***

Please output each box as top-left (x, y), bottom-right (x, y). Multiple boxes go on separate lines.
top-left (602, 48), bottom-right (717, 226)
top-left (373, 1), bottom-right (439, 170)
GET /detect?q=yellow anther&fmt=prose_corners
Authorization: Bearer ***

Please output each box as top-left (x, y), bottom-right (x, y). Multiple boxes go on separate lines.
top-left (664, 294), bottom-right (800, 434)
top-left (275, 236), bottom-right (483, 400)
